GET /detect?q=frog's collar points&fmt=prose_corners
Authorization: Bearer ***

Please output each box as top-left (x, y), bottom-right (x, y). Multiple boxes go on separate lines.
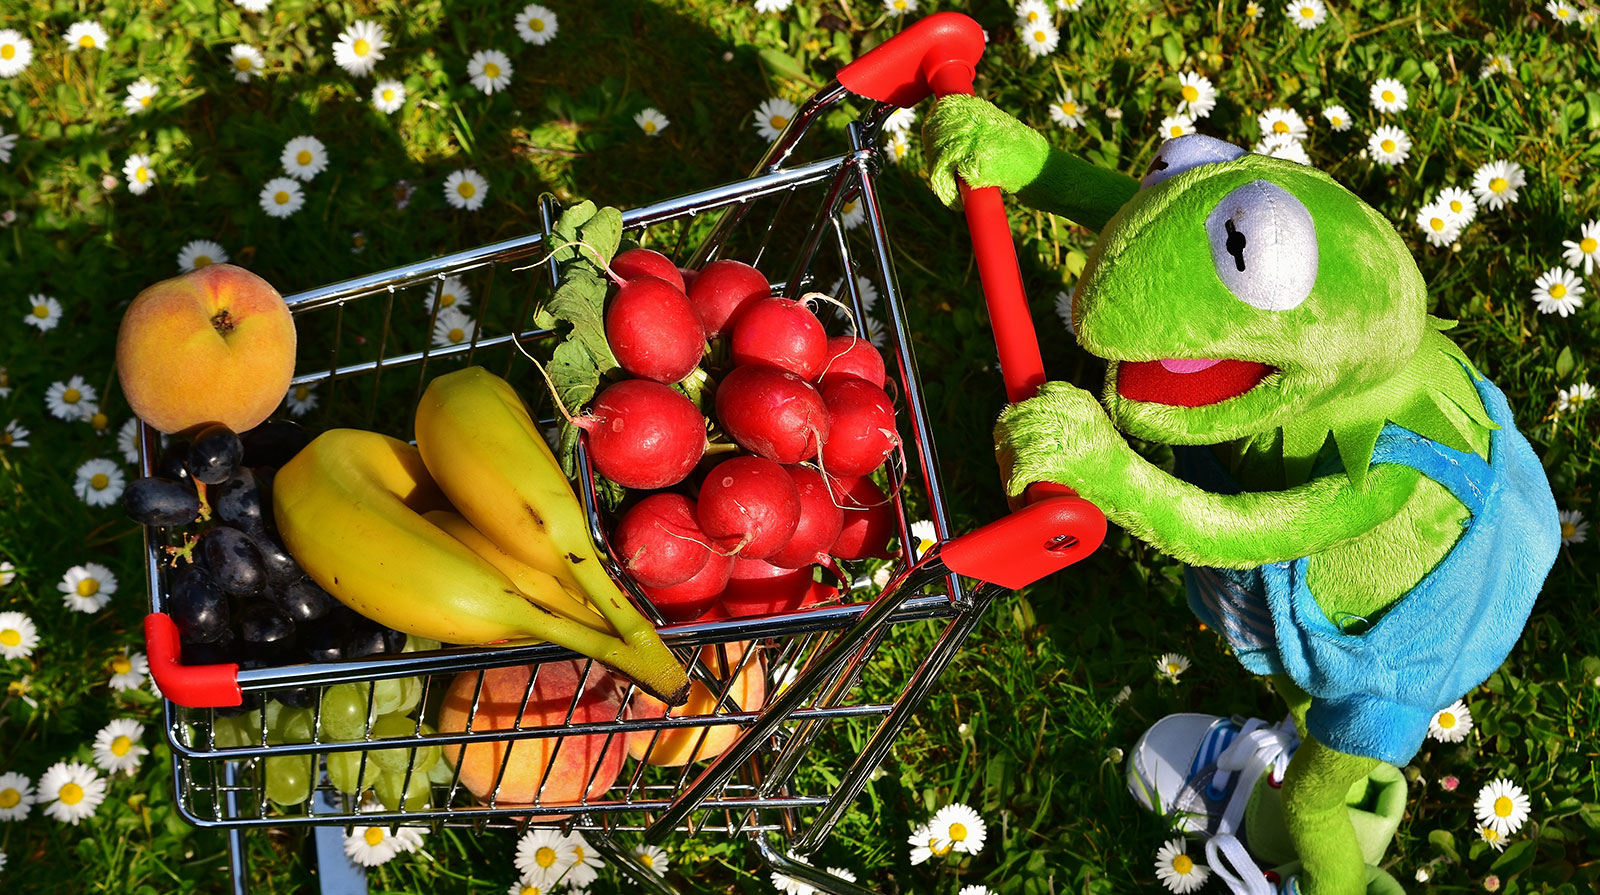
top-left (1117, 358), bottom-right (1276, 407)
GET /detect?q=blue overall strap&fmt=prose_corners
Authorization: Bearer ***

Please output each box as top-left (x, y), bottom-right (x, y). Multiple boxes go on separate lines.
top-left (1366, 426), bottom-right (1491, 517)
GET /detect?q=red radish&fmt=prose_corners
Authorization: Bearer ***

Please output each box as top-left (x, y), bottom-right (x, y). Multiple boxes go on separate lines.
top-left (766, 466), bottom-right (844, 569)
top-left (612, 248), bottom-right (684, 291)
top-left (639, 548), bottom-right (733, 623)
top-left (688, 260), bottom-right (770, 337)
top-left (718, 558), bottom-right (815, 618)
top-left (715, 365), bottom-right (829, 464)
top-left (729, 298), bottom-right (828, 380)
top-left (605, 277), bottom-right (706, 384)
top-left (583, 380), bottom-right (706, 489)
top-left (817, 335), bottom-right (888, 389)
top-left (817, 379), bottom-right (899, 477)
top-left (828, 475), bottom-right (896, 560)
top-left (696, 456), bottom-right (801, 560)
top-left (614, 494), bottom-right (712, 588)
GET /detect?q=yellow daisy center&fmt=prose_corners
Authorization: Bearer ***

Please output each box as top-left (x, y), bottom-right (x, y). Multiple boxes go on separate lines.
top-left (1489, 176), bottom-right (1508, 193)
top-left (136, 166), bottom-right (149, 184)
top-left (931, 839), bottom-right (952, 856)
top-left (1, 45), bottom-right (13, 61)
top-left (1450, 200), bottom-right (1464, 213)
top-left (60, 782), bottom-right (84, 804)
top-left (1483, 826), bottom-right (1500, 842)
top-left (296, 150), bottom-right (312, 165)
top-left (1561, 521), bottom-right (1576, 537)
top-left (1273, 121), bottom-right (1290, 134)
top-left (0, 788), bottom-right (20, 808)
top-left (111, 735), bottom-right (132, 757)
top-left (111, 655), bottom-right (131, 673)
top-left (1026, 11), bottom-right (1040, 23)
top-left (1182, 85), bottom-right (1199, 102)
top-left (64, 388), bottom-right (81, 403)
top-left (1550, 283), bottom-right (1568, 299)
top-left (1174, 854), bottom-right (1195, 874)
top-left (382, 89), bottom-right (395, 101)
top-left (353, 39), bottom-right (371, 57)
top-left (365, 827), bottom-right (385, 846)
top-left (1382, 90), bottom-right (1395, 102)
top-left (536, 845), bottom-right (557, 867)
top-left (894, 0), bottom-right (907, 8)
top-left (1247, 3), bottom-right (1260, 12)
top-left (0, 629), bottom-right (20, 647)
top-left (140, 95), bottom-right (151, 107)
top-left (448, 328), bottom-right (465, 343)
top-left (638, 853), bottom-right (654, 868)
top-left (643, 120), bottom-right (657, 133)
top-left (91, 412), bottom-right (108, 429)
top-left (1493, 795), bottom-right (1514, 817)
top-left (484, 62), bottom-right (501, 79)
top-left (457, 181), bottom-right (476, 198)
top-left (293, 385), bottom-right (310, 400)
top-left (441, 293), bottom-right (456, 307)
top-left (573, 846), bottom-right (586, 862)
top-left (1438, 711), bottom-right (1456, 728)
top-left (90, 473), bottom-right (110, 490)
top-left (1062, 102), bottom-right (1077, 115)
top-left (1300, 6), bottom-right (1315, 17)
top-left (949, 822), bottom-right (968, 841)
top-left (0, 434), bottom-right (10, 446)
top-left (1170, 126), bottom-right (1184, 137)
top-left (194, 255), bottom-right (212, 268)
top-left (32, 304), bottom-right (49, 318)
top-left (1558, 8), bottom-right (1571, 16)
top-left (1166, 662), bottom-right (1182, 673)
top-left (1332, 116), bottom-right (1343, 126)
top-left (532, 19), bottom-right (546, 31)
top-left (1381, 139), bottom-right (1396, 153)
top-left (274, 190), bottom-right (290, 205)
top-left (770, 114), bottom-right (788, 128)
top-left (1430, 217), bottom-right (1445, 232)
top-left (1033, 29), bottom-right (1047, 41)
top-left (79, 35), bottom-right (96, 48)
top-left (1581, 237), bottom-right (1597, 253)
top-left (79, 578), bottom-right (102, 597)
top-left (521, 887), bottom-right (540, 895)
top-left (235, 57), bottom-right (253, 72)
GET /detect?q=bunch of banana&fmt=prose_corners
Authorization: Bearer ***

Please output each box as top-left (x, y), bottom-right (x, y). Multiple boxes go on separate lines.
top-left (272, 368), bottom-right (689, 705)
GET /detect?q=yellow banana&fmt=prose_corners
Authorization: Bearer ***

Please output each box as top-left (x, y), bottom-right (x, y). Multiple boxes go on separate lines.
top-left (423, 509), bottom-right (609, 634)
top-left (414, 366), bottom-right (689, 705)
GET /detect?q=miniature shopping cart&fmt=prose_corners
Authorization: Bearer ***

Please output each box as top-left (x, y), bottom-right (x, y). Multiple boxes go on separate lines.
top-left (139, 14), bottom-right (1106, 895)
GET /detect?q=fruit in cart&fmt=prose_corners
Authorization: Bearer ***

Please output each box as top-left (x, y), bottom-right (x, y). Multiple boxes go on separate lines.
top-left (367, 715), bottom-right (441, 775)
top-left (714, 365), bottom-right (829, 464)
top-left (169, 565), bottom-right (231, 643)
top-left (696, 456), bottom-right (802, 560)
top-left (374, 764), bottom-right (434, 812)
top-left (439, 661), bottom-right (629, 810)
top-left (249, 529), bottom-right (305, 586)
top-left (613, 493), bottom-right (713, 588)
top-left (817, 379), bottom-right (900, 477)
top-left (729, 296), bottom-right (829, 380)
top-left (818, 335), bottom-right (888, 389)
top-left (264, 577), bottom-right (336, 624)
top-left (413, 367), bottom-right (691, 703)
top-left (239, 419), bottom-right (311, 468)
top-left (718, 558), bottom-right (817, 618)
top-left (115, 263), bottom-right (297, 435)
top-left (625, 642), bottom-right (767, 766)
top-left (686, 259), bottom-right (770, 337)
top-left (766, 466), bottom-right (845, 569)
top-left (238, 601), bottom-right (296, 661)
top-left (188, 424), bottom-right (245, 485)
top-left (577, 378), bottom-right (707, 490)
top-left (423, 509), bottom-right (602, 628)
top-left (638, 547), bottom-right (734, 622)
top-left (122, 476), bottom-right (202, 526)
top-left (157, 440), bottom-right (196, 485)
top-left (326, 749), bottom-right (382, 795)
top-left (605, 277), bottom-right (706, 384)
top-left (611, 247), bottom-right (685, 291)
top-left (828, 475), bottom-right (897, 560)
top-left (318, 682), bottom-right (380, 741)
top-left (199, 526), bottom-right (268, 596)
top-left (212, 467), bottom-right (268, 530)
top-left (264, 754), bottom-right (314, 806)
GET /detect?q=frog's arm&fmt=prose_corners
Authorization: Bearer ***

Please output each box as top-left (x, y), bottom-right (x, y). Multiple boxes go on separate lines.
top-left (922, 95), bottom-right (1138, 234)
top-left (996, 382), bottom-right (1422, 569)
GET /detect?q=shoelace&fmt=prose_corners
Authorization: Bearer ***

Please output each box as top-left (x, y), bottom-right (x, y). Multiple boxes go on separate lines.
top-left (1205, 717), bottom-right (1300, 895)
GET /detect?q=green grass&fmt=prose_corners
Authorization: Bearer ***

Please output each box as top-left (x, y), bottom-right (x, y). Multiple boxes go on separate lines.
top-left (2, 0), bottom-right (1598, 893)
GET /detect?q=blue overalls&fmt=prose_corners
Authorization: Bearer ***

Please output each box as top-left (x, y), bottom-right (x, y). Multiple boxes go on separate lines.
top-left (1178, 371), bottom-right (1560, 766)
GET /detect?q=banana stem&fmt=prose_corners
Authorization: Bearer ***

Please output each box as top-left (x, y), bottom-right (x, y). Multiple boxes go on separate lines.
top-left (529, 601), bottom-right (689, 705)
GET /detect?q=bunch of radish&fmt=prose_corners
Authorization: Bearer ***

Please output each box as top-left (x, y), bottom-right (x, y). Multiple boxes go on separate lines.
top-left (575, 248), bottom-right (902, 624)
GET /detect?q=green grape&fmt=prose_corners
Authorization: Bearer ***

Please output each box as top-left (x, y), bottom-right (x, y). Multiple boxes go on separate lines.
top-left (391, 676), bottom-right (423, 716)
top-left (371, 677), bottom-right (408, 716)
top-left (325, 750), bottom-right (379, 795)
top-left (368, 715), bottom-right (441, 775)
top-left (427, 753), bottom-right (456, 785)
top-left (318, 683), bottom-right (376, 742)
top-left (373, 766), bottom-right (433, 812)
top-left (211, 715), bottom-right (252, 749)
top-left (264, 754), bottom-right (314, 807)
top-left (403, 635), bottom-right (442, 653)
top-left (261, 699), bottom-right (284, 733)
top-left (270, 708), bottom-right (314, 745)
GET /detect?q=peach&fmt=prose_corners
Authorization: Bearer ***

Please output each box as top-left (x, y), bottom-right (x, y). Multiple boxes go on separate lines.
top-left (625, 642), bottom-right (766, 766)
top-left (438, 660), bottom-right (629, 811)
top-left (116, 264), bottom-right (296, 435)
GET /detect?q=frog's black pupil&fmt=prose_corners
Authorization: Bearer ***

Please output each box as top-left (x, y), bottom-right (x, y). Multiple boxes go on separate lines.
top-left (1224, 219), bottom-right (1248, 271)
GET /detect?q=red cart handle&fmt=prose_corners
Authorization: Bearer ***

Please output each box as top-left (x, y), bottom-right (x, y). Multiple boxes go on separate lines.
top-left (146, 612), bottom-right (242, 708)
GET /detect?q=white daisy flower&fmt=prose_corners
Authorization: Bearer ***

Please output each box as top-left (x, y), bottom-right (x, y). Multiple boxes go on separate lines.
top-left (281, 136), bottom-right (328, 181)
top-left (863, 315), bottom-right (887, 348)
top-left (1436, 186), bottom-right (1477, 226)
top-left (830, 868), bottom-right (861, 884)
top-left (24, 294), bottom-right (62, 331)
top-left (235, 0), bottom-right (273, 13)
top-left (515, 828), bottom-right (575, 886)
top-left (390, 825), bottom-right (426, 853)
top-left (0, 771), bottom-right (35, 821)
top-left (1177, 72), bottom-right (1217, 119)
top-left (432, 307), bottom-right (477, 348)
top-left (123, 79), bottom-right (159, 115)
top-left (632, 844), bottom-right (670, 875)
top-left (92, 719), bottom-right (148, 775)
top-left (76, 458), bottom-right (125, 507)
top-left (59, 562), bottom-right (118, 613)
top-left (1015, 0), bottom-right (1052, 27)
top-left (1159, 114), bottom-right (1196, 141)
top-left (123, 153), bottom-right (157, 196)
top-left (771, 850), bottom-right (818, 894)
top-left (1369, 78), bottom-right (1408, 114)
top-left (177, 239), bottom-right (228, 272)
top-left (109, 651), bottom-right (149, 691)
top-left (635, 107), bottom-right (670, 137)
top-left (1020, 21), bottom-right (1061, 56)
top-left (117, 417), bottom-right (142, 464)
top-left (1112, 684), bottom-right (1134, 704)
top-left (1559, 509), bottom-right (1588, 545)
top-left (1155, 837), bottom-right (1210, 893)
top-left (0, 561), bottom-right (13, 585)
top-left (46, 376), bottom-right (98, 421)
top-left (1367, 125), bottom-right (1411, 166)
top-left (332, 20), bottom-right (388, 77)
top-left (444, 169), bottom-right (489, 211)
top-left (1156, 652), bottom-right (1191, 682)
top-left (1557, 383), bottom-right (1594, 413)
top-left (754, 97), bottom-right (799, 141)
top-left (1479, 54), bottom-right (1514, 80)
top-left (755, 0), bottom-right (795, 12)
top-left (1049, 90), bottom-right (1087, 129)
top-left (1284, 0), bottom-right (1327, 29)
top-left (882, 106), bottom-right (917, 134)
top-left (909, 519), bottom-right (938, 554)
top-left (1257, 107), bottom-right (1307, 141)
top-left (907, 823), bottom-right (939, 864)
top-left (39, 761), bottom-right (106, 824)
top-left (885, 132), bottom-right (912, 164)
top-left (260, 177), bottom-right (305, 218)
top-left (429, 277), bottom-right (472, 313)
top-left (830, 274), bottom-right (880, 313)
top-left (838, 197), bottom-right (865, 230)
top-left (1055, 289), bottom-right (1076, 334)
top-left (1561, 219), bottom-right (1600, 275)
top-left (1547, 1), bottom-right (1578, 25)
top-left (0, 420), bottom-right (24, 450)
top-left (344, 825), bottom-right (403, 867)
top-left (88, 410), bottom-right (111, 436)
top-left (0, 611), bottom-right (39, 661)
top-left (515, 5), bottom-right (560, 46)
top-left (1414, 203), bottom-right (1461, 248)
top-left (1058, 0), bottom-right (1085, 9)
top-left (0, 125), bottom-right (15, 164)
top-left (1531, 267), bottom-right (1584, 317)
top-left (1427, 699), bottom-right (1473, 742)
top-left (1256, 133), bottom-right (1312, 165)
top-left (507, 882), bottom-right (546, 895)
top-left (1475, 778), bottom-right (1531, 836)
top-left (372, 79), bottom-right (406, 114)
top-left (65, 21), bottom-right (109, 52)
top-left (0, 30), bottom-right (34, 79)
top-left (1478, 824), bottom-right (1508, 852)
top-left (230, 45), bottom-right (266, 82)
top-left (1322, 105), bottom-right (1351, 131)
top-left (468, 49), bottom-right (514, 95)
top-left (1471, 159), bottom-right (1525, 211)
top-left (1244, 1), bottom-right (1265, 19)
top-left (559, 831), bottom-right (604, 887)
top-left (884, 0), bottom-right (920, 16)
top-left (1581, 8), bottom-right (1599, 28)
top-left (929, 802), bottom-right (987, 855)
top-left (284, 382), bottom-right (318, 416)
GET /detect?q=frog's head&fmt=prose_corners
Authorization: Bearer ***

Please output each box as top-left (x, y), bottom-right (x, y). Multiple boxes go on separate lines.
top-left (1072, 136), bottom-right (1427, 445)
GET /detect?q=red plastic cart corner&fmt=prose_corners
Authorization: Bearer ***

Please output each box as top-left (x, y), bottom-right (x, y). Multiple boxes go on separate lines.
top-left (146, 612), bottom-right (242, 708)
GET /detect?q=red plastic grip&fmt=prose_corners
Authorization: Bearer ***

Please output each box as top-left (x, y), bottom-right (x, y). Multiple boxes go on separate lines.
top-left (145, 612), bottom-right (242, 708)
top-left (836, 12), bottom-right (985, 109)
top-left (941, 496), bottom-right (1106, 589)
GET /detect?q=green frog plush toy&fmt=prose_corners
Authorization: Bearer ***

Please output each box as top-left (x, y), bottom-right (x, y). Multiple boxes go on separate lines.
top-left (923, 96), bottom-right (1561, 894)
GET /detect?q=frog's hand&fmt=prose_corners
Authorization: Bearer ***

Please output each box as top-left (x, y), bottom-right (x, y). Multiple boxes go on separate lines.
top-left (996, 383), bottom-right (1422, 569)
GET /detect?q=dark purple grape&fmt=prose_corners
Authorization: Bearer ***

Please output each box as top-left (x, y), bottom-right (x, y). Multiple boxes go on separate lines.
top-left (380, 627), bottom-right (407, 654)
top-left (188, 425), bottom-right (244, 485)
top-left (274, 687), bottom-right (317, 709)
top-left (182, 636), bottom-right (237, 665)
top-left (124, 477), bottom-right (202, 527)
top-left (249, 530), bottom-right (303, 586)
top-left (240, 421), bottom-right (311, 469)
top-left (301, 624), bottom-right (344, 663)
top-left (170, 566), bottom-right (231, 643)
top-left (267, 578), bottom-right (335, 624)
top-left (239, 601), bottom-right (296, 664)
top-left (200, 526), bottom-right (267, 596)
top-left (216, 692), bottom-right (263, 718)
top-left (340, 626), bottom-right (388, 660)
top-left (158, 441), bottom-right (193, 483)
top-left (213, 469), bottom-right (267, 530)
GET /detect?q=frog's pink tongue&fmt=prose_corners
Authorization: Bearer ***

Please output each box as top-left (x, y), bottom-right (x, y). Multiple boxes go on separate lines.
top-left (1159, 358), bottom-right (1223, 374)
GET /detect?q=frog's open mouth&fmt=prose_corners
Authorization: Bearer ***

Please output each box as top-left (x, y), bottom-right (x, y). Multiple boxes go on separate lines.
top-left (1117, 358), bottom-right (1276, 407)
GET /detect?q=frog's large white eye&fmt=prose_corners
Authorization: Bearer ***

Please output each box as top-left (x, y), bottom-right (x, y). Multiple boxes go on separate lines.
top-left (1141, 135), bottom-right (1247, 189)
top-left (1204, 180), bottom-right (1318, 311)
